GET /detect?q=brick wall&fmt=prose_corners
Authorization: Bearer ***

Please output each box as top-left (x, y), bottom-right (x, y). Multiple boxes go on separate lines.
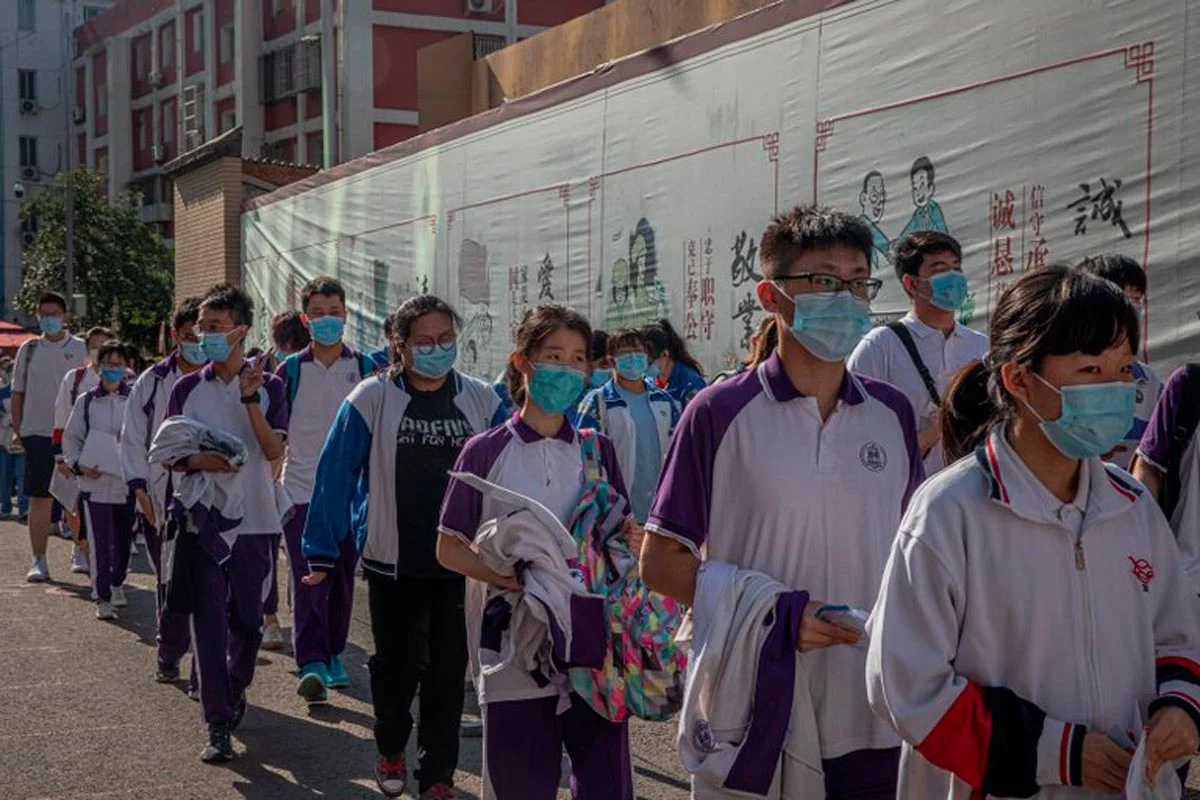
top-left (172, 156), bottom-right (242, 304)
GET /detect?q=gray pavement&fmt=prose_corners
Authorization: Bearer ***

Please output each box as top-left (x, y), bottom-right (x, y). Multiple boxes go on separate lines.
top-left (0, 522), bottom-right (689, 800)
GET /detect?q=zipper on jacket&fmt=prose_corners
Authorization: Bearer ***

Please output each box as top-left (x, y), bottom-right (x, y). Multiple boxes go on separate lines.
top-left (1074, 532), bottom-right (1086, 570)
top-left (1073, 528), bottom-right (1105, 726)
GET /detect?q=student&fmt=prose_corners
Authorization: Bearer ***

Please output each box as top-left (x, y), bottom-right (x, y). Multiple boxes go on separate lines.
top-left (587, 329), bottom-right (611, 390)
top-left (302, 294), bottom-right (503, 799)
top-left (711, 316), bottom-right (778, 384)
top-left (11, 292), bottom-right (89, 582)
top-left (868, 266), bottom-right (1200, 798)
top-left (643, 318), bottom-right (706, 407)
top-left (61, 341), bottom-right (134, 620)
top-left (438, 304), bottom-right (638, 800)
top-left (273, 277), bottom-right (376, 701)
top-left (848, 232), bottom-right (988, 474)
top-left (54, 326), bottom-right (117, 575)
top-left (577, 328), bottom-right (678, 523)
top-left (1071, 254), bottom-right (1161, 471)
top-left (0, 356), bottom-right (29, 522)
top-left (121, 298), bottom-right (207, 680)
top-left (165, 284), bottom-right (287, 763)
top-left (368, 316), bottom-right (394, 372)
top-left (641, 205), bottom-right (922, 799)
top-left (269, 310), bottom-right (311, 372)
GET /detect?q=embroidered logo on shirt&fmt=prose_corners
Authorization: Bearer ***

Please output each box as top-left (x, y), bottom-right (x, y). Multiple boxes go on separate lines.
top-left (860, 442), bottom-right (888, 472)
top-left (692, 718), bottom-right (717, 753)
top-left (345, 371), bottom-right (358, 383)
top-left (1129, 555), bottom-right (1154, 592)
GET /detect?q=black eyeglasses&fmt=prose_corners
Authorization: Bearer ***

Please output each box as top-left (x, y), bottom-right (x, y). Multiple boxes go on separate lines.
top-left (774, 272), bottom-right (882, 301)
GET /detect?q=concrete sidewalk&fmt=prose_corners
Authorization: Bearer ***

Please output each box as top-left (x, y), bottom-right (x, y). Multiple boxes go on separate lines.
top-left (0, 522), bottom-right (690, 799)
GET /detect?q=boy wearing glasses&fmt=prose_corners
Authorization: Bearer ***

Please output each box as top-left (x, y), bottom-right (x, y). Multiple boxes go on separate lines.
top-left (274, 276), bottom-right (376, 704)
top-left (849, 231), bottom-right (988, 474)
top-left (641, 205), bottom-right (922, 799)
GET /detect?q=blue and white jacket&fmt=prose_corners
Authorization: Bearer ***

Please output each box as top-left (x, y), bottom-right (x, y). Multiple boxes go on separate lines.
top-left (660, 362), bottom-right (707, 408)
top-left (577, 379), bottom-right (678, 493)
top-left (303, 369), bottom-right (505, 577)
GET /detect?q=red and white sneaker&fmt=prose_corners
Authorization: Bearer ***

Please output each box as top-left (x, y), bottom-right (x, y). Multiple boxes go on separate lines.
top-left (375, 753), bottom-right (407, 798)
top-left (419, 783), bottom-right (456, 799)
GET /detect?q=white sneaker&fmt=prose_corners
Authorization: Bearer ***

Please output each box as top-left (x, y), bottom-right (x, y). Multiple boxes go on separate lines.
top-left (70, 546), bottom-right (90, 575)
top-left (25, 556), bottom-right (49, 583)
top-left (111, 585), bottom-right (128, 607)
top-left (130, 540), bottom-right (139, 557)
top-left (260, 622), bottom-right (286, 651)
top-left (96, 600), bottom-right (118, 620)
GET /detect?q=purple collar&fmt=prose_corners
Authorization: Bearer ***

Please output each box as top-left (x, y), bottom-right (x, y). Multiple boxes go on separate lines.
top-left (297, 343), bottom-right (354, 363)
top-left (509, 413), bottom-right (576, 445)
top-left (759, 351), bottom-right (864, 405)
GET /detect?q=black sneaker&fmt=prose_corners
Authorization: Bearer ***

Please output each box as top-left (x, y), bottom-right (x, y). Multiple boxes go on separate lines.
top-left (230, 690), bottom-right (247, 731)
top-left (200, 724), bottom-right (234, 763)
top-left (155, 662), bottom-right (181, 683)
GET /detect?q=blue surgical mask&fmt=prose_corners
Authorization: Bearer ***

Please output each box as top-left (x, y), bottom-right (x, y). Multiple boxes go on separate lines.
top-left (1027, 373), bottom-right (1136, 459)
top-left (615, 352), bottom-right (649, 382)
top-left (927, 271), bottom-right (969, 312)
top-left (200, 331), bottom-right (235, 364)
top-left (180, 342), bottom-right (207, 365)
top-left (100, 366), bottom-right (126, 385)
top-left (410, 342), bottom-right (457, 379)
top-left (590, 369), bottom-right (611, 388)
top-left (308, 316), bottom-right (345, 347)
top-left (39, 315), bottom-right (63, 336)
top-left (528, 364), bottom-right (586, 415)
top-left (784, 289), bottom-right (873, 362)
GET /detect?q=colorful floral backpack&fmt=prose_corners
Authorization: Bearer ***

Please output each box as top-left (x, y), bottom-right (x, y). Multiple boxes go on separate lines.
top-left (567, 429), bottom-right (687, 722)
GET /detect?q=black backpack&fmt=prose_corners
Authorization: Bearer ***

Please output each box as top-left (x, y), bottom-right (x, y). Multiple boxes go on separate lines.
top-left (1160, 363), bottom-right (1200, 519)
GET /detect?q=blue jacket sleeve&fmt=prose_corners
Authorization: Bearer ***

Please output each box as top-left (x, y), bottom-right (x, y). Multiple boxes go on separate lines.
top-left (302, 397), bottom-right (372, 570)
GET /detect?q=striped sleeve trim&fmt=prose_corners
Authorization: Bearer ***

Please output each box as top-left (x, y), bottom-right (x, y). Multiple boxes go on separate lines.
top-left (1035, 719), bottom-right (1087, 787)
top-left (1150, 683), bottom-right (1200, 735)
top-left (644, 522), bottom-right (702, 558)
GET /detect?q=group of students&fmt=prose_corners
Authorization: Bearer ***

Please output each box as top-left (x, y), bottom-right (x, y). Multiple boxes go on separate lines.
top-left (12, 201), bottom-right (1200, 800)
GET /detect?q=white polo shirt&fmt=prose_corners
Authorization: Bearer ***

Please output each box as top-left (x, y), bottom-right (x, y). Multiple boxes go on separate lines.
top-left (12, 335), bottom-right (88, 438)
top-left (62, 384), bottom-right (130, 504)
top-left (276, 345), bottom-right (369, 505)
top-left (166, 363), bottom-right (289, 536)
top-left (647, 352), bottom-right (923, 760)
top-left (848, 311), bottom-right (989, 473)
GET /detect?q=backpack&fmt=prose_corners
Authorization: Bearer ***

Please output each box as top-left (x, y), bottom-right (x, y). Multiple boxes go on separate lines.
top-left (566, 429), bottom-right (687, 723)
top-left (282, 350), bottom-right (376, 410)
top-left (1160, 363), bottom-right (1200, 519)
top-left (69, 365), bottom-right (88, 406)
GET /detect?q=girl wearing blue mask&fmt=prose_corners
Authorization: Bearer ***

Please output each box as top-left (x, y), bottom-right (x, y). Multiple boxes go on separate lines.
top-left (870, 266), bottom-right (1200, 798)
top-left (437, 304), bottom-right (639, 800)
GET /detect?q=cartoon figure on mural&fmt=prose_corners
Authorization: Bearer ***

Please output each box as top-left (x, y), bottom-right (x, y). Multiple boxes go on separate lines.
top-left (858, 170), bottom-right (891, 271)
top-left (460, 309), bottom-right (495, 379)
top-left (605, 217), bottom-right (669, 330)
top-left (899, 156), bottom-right (950, 240)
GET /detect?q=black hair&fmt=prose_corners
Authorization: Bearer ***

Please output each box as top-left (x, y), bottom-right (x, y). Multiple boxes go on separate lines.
top-left (941, 266), bottom-right (1140, 460)
top-left (1075, 253), bottom-right (1147, 295)
top-left (271, 311), bottom-right (310, 352)
top-left (893, 231), bottom-right (963, 284)
top-left (590, 330), bottom-right (609, 361)
top-left (505, 305), bottom-right (592, 408)
top-left (643, 318), bottom-right (705, 377)
top-left (173, 297), bottom-right (202, 331)
top-left (38, 291), bottom-right (67, 312)
top-left (630, 219), bottom-right (658, 291)
top-left (861, 170), bottom-right (883, 194)
top-left (96, 340), bottom-right (132, 365)
top-left (391, 294), bottom-right (461, 341)
top-left (746, 315), bottom-right (778, 369)
top-left (245, 347), bottom-right (263, 360)
top-left (758, 204), bottom-right (874, 279)
top-left (911, 156), bottom-right (935, 184)
top-left (300, 276), bottom-right (346, 312)
top-left (200, 284), bottom-right (255, 328)
top-left (607, 328), bottom-right (647, 356)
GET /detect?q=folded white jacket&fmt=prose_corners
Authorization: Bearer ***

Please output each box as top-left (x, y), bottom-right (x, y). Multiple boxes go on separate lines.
top-left (148, 415), bottom-right (246, 526)
top-left (679, 559), bottom-right (823, 799)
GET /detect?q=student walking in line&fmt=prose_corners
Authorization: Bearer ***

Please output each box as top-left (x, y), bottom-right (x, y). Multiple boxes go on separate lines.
top-left (438, 304), bottom-right (639, 800)
top-left (302, 294), bottom-right (504, 799)
top-left (0, 356), bottom-right (29, 522)
top-left (11, 292), bottom-right (88, 583)
top-left (642, 318), bottom-right (706, 408)
top-left (61, 341), bottom-right (135, 620)
top-left (121, 298), bottom-right (207, 681)
top-left (869, 266), bottom-right (1200, 798)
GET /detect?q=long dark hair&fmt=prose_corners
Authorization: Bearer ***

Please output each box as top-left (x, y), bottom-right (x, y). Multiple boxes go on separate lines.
top-left (940, 265), bottom-right (1139, 461)
top-left (746, 316), bottom-right (778, 369)
top-left (504, 305), bottom-right (592, 408)
top-left (643, 318), bottom-right (705, 377)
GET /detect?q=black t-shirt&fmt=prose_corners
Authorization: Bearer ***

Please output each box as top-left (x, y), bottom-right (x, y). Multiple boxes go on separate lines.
top-left (394, 379), bottom-right (474, 578)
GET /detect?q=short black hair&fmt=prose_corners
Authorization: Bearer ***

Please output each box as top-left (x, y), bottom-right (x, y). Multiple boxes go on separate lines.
top-left (893, 231), bottom-right (963, 283)
top-left (590, 330), bottom-right (609, 361)
top-left (38, 291), bottom-right (67, 312)
top-left (391, 295), bottom-right (461, 341)
top-left (911, 156), bottom-right (935, 184)
top-left (861, 170), bottom-right (883, 194)
top-left (199, 284), bottom-right (255, 328)
top-left (1075, 253), bottom-right (1146, 295)
top-left (300, 276), bottom-right (346, 312)
top-left (759, 204), bottom-right (874, 279)
top-left (607, 328), bottom-right (646, 356)
top-left (96, 340), bottom-right (131, 364)
top-left (271, 310), bottom-right (310, 352)
top-left (173, 297), bottom-right (202, 331)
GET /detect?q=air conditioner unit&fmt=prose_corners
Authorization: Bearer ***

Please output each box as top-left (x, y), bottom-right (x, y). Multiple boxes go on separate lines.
top-left (20, 230), bottom-right (35, 247)
top-left (72, 106), bottom-right (86, 124)
top-left (19, 99), bottom-right (38, 115)
top-left (151, 144), bottom-right (165, 163)
top-left (465, 0), bottom-right (494, 13)
top-left (149, 70), bottom-right (164, 88)
top-left (20, 166), bottom-right (38, 180)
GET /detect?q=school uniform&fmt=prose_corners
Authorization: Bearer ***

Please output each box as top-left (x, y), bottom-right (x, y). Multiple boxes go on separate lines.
top-left (12, 335), bottom-right (88, 497)
top-left (867, 427), bottom-right (1200, 799)
top-left (275, 345), bottom-right (372, 672)
top-left (847, 312), bottom-right (988, 473)
top-left (55, 365), bottom-right (99, 443)
top-left (166, 363), bottom-right (288, 727)
top-left (647, 352), bottom-right (923, 798)
top-left (658, 362), bottom-right (706, 408)
top-left (62, 383), bottom-right (133, 602)
top-left (439, 415), bottom-right (636, 800)
top-left (121, 353), bottom-right (194, 669)
top-left (0, 376), bottom-right (28, 518)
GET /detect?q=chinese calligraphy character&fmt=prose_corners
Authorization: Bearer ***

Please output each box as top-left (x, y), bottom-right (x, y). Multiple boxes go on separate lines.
top-left (990, 190), bottom-right (1016, 230)
top-left (1029, 184), bottom-right (1046, 238)
top-left (730, 231), bottom-right (761, 288)
top-left (732, 292), bottom-right (758, 350)
top-left (1067, 178), bottom-right (1132, 238)
top-left (537, 253), bottom-right (555, 301)
top-left (991, 237), bottom-right (1014, 276)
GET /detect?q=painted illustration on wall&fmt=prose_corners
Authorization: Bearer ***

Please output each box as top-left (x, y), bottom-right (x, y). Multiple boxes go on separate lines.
top-left (899, 156), bottom-right (950, 240)
top-left (605, 218), bottom-right (669, 330)
top-left (858, 170), bottom-right (892, 271)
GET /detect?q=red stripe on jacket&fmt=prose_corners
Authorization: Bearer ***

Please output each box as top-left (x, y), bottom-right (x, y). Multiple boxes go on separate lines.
top-left (916, 681), bottom-right (992, 790)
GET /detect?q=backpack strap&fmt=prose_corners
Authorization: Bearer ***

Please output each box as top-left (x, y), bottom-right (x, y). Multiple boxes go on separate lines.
top-left (70, 365), bottom-right (87, 406)
top-left (578, 428), bottom-right (604, 484)
top-left (1162, 363), bottom-right (1200, 518)
top-left (357, 351), bottom-right (376, 379)
top-left (283, 353), bottom-right (301, 410)
top-left (887, 322), bottom-right (941, 407)
top-left (83, 391), bottom-right (94, 431)
top-left (142, 370), bottom-right (165, 446)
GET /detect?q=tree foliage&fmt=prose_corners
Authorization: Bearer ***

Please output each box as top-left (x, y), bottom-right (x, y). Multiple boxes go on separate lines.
top-left (17, 169), bottom-right (173, 352)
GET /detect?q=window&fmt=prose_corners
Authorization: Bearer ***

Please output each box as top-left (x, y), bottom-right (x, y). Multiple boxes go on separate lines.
top-left (97, 84), bottom-right (108, 118)
top-left (261, 140), bottom-right (288, 161)
top-left (96, 151), bottom-right (109, 175)
top-left (307, 132), bottom-right (323, 165)
top-left (220, 108), bottom-right (236, 133)
top-left (192, 11), bottom-right (204, 55)
top-left (163, 103), bottom-right (176, 148)
top-left (83, 6), bottom-right (104, 22)
top-left (271, 0), bottom-right (285, 16)
top-left (161, 26), bottom-right (175, 69)
top-left (219, 24), bottom-right (234, 64)
top-left (137, 115), bottom-right (147, 152)
top-left (18, 70), bottom-right (36, 102)
top-left (17, 0), bottom-right (35, 32)
top-left (19, 137), bottom-right (38, 169)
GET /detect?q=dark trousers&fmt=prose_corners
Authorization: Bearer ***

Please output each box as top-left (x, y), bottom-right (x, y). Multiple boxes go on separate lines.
top-left (263, 533), bottom-right (281, 616)
top-left (80, 496), bottom-right (134, 602)
top-left (140, 513), bottom-right (192, 668)
top-left (823, 747), bottom-right (901, 800)
top-left (367, 572), bottom-right (467, 792)
top-left (283, 505), bottom-right (357, 667)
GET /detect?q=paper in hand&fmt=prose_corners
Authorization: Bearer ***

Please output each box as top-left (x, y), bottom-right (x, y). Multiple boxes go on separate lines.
top-left (815, 604), bottom-right (870, 649)
top-left (1125, 729), bottom-right (1183, 800)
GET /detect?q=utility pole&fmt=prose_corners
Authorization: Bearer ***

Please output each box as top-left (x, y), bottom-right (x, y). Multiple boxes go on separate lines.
top-left (61, 1), bottom-right (75, 303)
top-left (319, 0), bottom-right (336, 168)
top-left (505, 0), bottom-right (518, 46)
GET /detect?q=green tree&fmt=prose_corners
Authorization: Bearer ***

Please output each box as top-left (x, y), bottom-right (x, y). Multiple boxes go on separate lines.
top-left (17, 168), bottom-right (173, 352)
